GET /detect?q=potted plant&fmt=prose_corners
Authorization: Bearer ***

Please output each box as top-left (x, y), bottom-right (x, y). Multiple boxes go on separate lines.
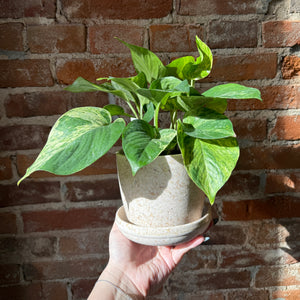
top-left (18, 36), bottom-right (261, 245)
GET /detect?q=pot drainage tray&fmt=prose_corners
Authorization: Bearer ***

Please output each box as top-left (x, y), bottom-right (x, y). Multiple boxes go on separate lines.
top-left (115, 205), bottom-right (212, 246)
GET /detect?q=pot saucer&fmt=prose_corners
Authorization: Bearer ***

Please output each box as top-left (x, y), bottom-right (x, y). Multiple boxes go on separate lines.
top-left (115, 205), bottom-right (212, 246)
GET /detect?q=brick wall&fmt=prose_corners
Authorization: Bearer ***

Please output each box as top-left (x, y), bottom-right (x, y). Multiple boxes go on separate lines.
top-left (0, 0), bottom-right (299, 299)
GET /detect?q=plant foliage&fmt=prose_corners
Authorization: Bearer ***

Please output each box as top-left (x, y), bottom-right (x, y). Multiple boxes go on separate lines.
top-left (18, 36), bottom-right (262, 204)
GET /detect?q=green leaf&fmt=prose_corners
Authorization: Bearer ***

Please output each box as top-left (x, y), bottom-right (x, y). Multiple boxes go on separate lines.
top-left (182, 108), bottom-right (235, 139)
top-left (178, 121), bottom-right (239, 204)
top-left (202, 83), bottom-right (262, 100)
top-left (104, 104), bottom-right (133, 117)
top-left (166, 56), bottom-right (195, 80)
top-left (117, 38), bottom-right (166, 83)
top-left (122, 120), bottom-right (177, 175)
top-left (65, 77), bottom-right (105, 93)
top-left (18, 107), bottom-right (125, 184)
top-left (142, 103), bottom-right (154, 122)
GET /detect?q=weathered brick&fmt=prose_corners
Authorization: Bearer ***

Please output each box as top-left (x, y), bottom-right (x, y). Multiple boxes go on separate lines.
top-left (0, 60), bottom-right (54, 87)
top-left (282, 56), bottom-right (300, 79)
top-left (270, 115), bottom-right (300, 140)
top-left (0, 156), bottom-right (13, 180)
top-left (0, 264), bottom-right (20, 284)
top-left (27, 24), bottom-right (86, 53)
top-left (227, 85), bottom-right (300, 111)
top-left (17, 152), bottom-right (117, 178)
top-left (219, 173), bottom-right (261, 197)
top-left (0, 282), bottom-right (68, 300)
top-left (263, 21), bottom-right (300, 47)
top-left (170, 270), bottom-right (251, 291)
top-left (237, 145), bottom-right (300, 170)
top-left (0, 181), bottom-right (61, 207)
top-left (22, 206), bottom-right (116, 232)
top-left (0, 125), bottom-right (50, 151)
top-left (150, 24), bottom-right (204, 52)
top-left (222, 195), bottom-right (300, 221)
top-left (177, 0), bottom-right (257, 15)
top-left (63, 179), bottom-right (120, 202)
top-left (208, 21), bottom-right (257, 48)
top-left (0, 0), bottom-right (56, 18)
top-left (0, 212), bottom-right (17, 234)
top-left (271, 289), bottom-right (300, 300)
top-left (255, 264), bottom-right (300, 287)
top-left (71, 279), bottom-right (96, 300)
top-left (59, 230), bottom-right (109, 256)
top-left (266, 172), bottom-right (300, 194)
top-left (232, 118), bottom-right (267, 141)
top-left (23, 258), bottom-right (107, 280)
top-left (0, 23), bottom-right (24, 51)
top-left (56, 58), bottom-right (135, 85)
top-left (227, 289), bottom-right (269, 300)
top-left (89, 24), bottom-right (145, 54)
top-left (61, 0), bottom-right (172, 19)
top-left (207, 53), bottom-right (277, 82)
top-left (5, 91), bottom-right (108, 118)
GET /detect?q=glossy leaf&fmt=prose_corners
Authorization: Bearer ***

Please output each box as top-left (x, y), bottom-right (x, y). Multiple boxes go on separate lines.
top-left (178, 121), bottom-right (239, 204)
top-left (104, 104), bottom-right (133, 117)
top-left (202, 83), bottom-right (262, 100)
top-left (18, 107), bottom-right (125, 184)
top-left (182, 108), bottom-right (235, 139)
top-left (122, 120), bottom-right (177, 175)
top-left (65, 77), bottom-right (105, 93)
top-left (166, 56), bottom-right (196, 80)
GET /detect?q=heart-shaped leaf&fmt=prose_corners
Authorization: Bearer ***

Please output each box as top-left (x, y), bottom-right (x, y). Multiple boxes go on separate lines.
top-left (18, 107), bottom-right (125, 184)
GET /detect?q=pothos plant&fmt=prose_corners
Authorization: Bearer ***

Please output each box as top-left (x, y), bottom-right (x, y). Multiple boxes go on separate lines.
top-left (18, 36), bottom-right (261, 205)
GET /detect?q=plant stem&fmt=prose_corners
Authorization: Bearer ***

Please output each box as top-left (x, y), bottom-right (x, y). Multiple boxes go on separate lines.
top-left (154, 103), bottom-right (160, 129)
top-left (127, 102), bottom-right (138, 119)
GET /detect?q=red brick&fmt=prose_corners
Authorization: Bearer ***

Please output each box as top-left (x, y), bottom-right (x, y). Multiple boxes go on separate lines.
top-left (5, 91), bottom-right (108, 118)
top-left (59, 230), bottom-right (109, 256)
top-left (222, 195), bottom-right (300, 221)
top-left (232, 118), bottom-right (267, 141)
top-left (56, 57), bottom-right (135, 85)
top-left (63, 179), bottom-right (120, 202)
top-left (0, 212), bottom-right (17, 234)
top-left (207, 53), bottom-right (277, 82)
top-left (237, 145), bottom-right (300, 170)
top-left (0, 181), bottom-right (61, 207)
top-left (16, 152), bottom-right (117, 178)
top-left (219, 173), bottom-right (260, 197)
top-left (0, 282), bottom-right (68, 300)
top-left (170, 270), bottom-right (251, 291)
top-left (270, 115), bottom-right (300, 140)
top-left (89, 24), bottom-right (145, 54)
top-left (150, 24), bottom-right (204, 52)
top-left (228, 85), bottom-right (300, 111)
top-left (0, 60), bottom-right (54, 87)
top-left (61, 0), bottom-right (172, 19)
top-left (208, 21), bottom-right (257, 48)
top-left (255, 264), bottom-right (300, 287)
top-left (271, 289), bottom-right (300, 300)
top-left (22, 206), bottom-right (116, 232)
top-left (71, 279), bottom-right (95, 300)
top-left (282, 55), bottom-right (300, 79)
top-left (177, 0), bottom-right (257, 15)
top-left (0, 125), bottom-right (50, 151)
top-left (27, 24), bottom-right (86, 53)
top-left (0, 0), bottom-right (56, 18)
top-left (266, 172), bottom-right (300, 193)
top-left (263, 21), bottom-right (300, 48)
top-left (0, 23), bottom-right (24, 51)
top-left (0, 264), bottom-right (20, 284)
top-left (227, 289), bottom-right (269, 300)
top-left (0, 156), bottom-right (13, 180)
top-left (23, 258), bottom-right (107, 280)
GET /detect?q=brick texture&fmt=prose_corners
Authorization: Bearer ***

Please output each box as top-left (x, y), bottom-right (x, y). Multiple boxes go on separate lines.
top-left (282, 56), bottom-right (300, 79)
top-left (0, 23), bottom-right (24, 51)
top-left (270, 115), bottom-right (300, 140)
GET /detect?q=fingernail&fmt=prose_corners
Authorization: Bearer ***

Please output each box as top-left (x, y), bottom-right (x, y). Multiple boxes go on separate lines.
top-left (213, 218), bottom-right (219, 225)
top-left (204, 237), bottom-right (210, 242)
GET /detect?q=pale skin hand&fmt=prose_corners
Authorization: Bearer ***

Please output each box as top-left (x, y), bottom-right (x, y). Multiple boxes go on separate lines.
top-left (88, 223), bottom-right (207, 299)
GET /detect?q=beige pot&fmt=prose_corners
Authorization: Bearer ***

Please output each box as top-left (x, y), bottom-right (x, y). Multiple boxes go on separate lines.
top-left (116, 153), bottom-right (205, 227)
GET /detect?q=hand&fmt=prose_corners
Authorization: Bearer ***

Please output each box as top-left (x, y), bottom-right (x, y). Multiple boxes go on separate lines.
top-left (103, 222), bottom-right (206, 298)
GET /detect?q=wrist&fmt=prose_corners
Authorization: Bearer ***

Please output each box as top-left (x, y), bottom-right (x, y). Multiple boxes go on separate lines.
top-left (99, 263), bottom-right (145, 299)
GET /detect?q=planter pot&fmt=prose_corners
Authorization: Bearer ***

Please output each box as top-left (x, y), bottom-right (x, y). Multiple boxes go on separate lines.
top-left (116, 153), bottom-right (206, 227)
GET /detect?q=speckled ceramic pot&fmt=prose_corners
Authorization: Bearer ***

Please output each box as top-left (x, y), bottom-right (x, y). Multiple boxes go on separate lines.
top-left (116, 153), bottom-right (205, 227)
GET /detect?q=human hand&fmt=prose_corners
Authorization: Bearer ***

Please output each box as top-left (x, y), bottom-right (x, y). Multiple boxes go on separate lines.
top-left (97, 222), bottom-right (207, 298)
